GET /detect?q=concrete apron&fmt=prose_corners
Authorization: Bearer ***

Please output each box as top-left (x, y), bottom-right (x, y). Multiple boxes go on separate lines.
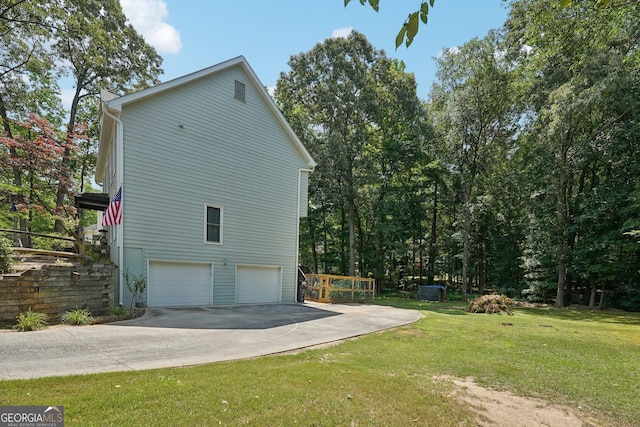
top-left (0, 302), bottom-right (421, 380)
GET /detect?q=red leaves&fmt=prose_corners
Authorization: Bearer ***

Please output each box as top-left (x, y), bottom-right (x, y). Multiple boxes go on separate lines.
top-left (1, 113), bottom-right (86, 218)
top-left (1, 113), bottom-right (85, 174)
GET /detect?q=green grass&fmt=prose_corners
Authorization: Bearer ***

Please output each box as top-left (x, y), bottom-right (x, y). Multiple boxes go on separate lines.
top-left (1, 299), bottom-right (639, 426)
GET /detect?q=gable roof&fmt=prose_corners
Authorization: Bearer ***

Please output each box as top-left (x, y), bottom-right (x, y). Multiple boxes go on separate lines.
top-left (96, 56), bottom-right (315, 183)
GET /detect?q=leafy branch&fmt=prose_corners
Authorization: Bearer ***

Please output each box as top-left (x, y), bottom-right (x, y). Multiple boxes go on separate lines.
top-left (345, 0), bottom-right (621, 48)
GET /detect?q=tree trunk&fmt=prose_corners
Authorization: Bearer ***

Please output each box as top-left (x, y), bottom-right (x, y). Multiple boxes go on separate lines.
top-left (478, 235), bottom-right (486, 294)
top-left (53, 87), bottom-right (81, 233)
top-left (555, 145), bottom-right (569, 308)
top-left (428, 181), bottom-right (438, 286)
top-left (0, 95), bottom-right (29, 247)
top-left (340, 206), bottom-right (347, 275)
top-left (308, 216), bottom-right (319, 274)
top-left (461, 186), bottom-right (470, 302)
top-left (588, 284), bottom-right (597, 308)
top-left (322, 203), bottom-right (329, 273)
top-left (348, 195), bottom-right (356, 277)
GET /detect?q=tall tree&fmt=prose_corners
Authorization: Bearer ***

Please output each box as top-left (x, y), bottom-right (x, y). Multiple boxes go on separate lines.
top-left (429, 31), bottom-right (516, 300)
top-left (0, 0), bottom-right (54, 244)
top-left (277, 32), bottom-right (381, 276)
top-left (48, 0), bottom-right (163, 232)
top-left (277, 31), bottom-right (430, 281)
top-left (504, 0), bottom-right (640, 307)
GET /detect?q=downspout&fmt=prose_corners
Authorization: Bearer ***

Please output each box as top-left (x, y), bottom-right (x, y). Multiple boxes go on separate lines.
top-left (103, 107), bottom-right (125, 305)
top-left (296, 168), bottom-right (313, 302)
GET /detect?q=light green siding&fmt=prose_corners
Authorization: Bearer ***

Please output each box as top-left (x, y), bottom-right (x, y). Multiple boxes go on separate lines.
top-left (118, 65), bottom-right (310, 304)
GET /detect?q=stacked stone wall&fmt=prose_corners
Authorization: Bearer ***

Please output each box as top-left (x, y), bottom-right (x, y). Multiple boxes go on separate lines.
top-left (0, 262), bottom-right (114, 328)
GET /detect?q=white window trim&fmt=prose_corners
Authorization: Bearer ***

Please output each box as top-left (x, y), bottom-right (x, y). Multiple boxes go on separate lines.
top-left (204, 204), bottom-right (223, 245)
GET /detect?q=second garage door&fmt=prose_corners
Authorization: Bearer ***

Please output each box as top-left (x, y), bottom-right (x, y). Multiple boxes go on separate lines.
top-left (148, 261), bottom-right (213, 307)
top-left (236, 265), bottom-right (281, 303)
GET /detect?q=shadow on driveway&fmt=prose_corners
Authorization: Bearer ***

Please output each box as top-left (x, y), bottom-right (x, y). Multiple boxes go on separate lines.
top-left (109, 304), bottom-right (340, 329)
top-left (0, 302), bottom-right (421, 380)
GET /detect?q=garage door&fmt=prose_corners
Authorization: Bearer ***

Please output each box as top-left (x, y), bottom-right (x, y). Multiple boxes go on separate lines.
top-left (236, 265), bottom-right (281, 303)
top-left (148, 261), bottom-right (212, 307)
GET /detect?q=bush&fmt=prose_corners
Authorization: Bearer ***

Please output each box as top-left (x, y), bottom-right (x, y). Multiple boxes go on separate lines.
top-left (521, 281), bottom-right (557, 303)
top-left (60, 308), bottom-right (93, 326)
top-left (0, 237), bottom-right (13, 274)
top-left (13, 308), bottom-right (48, 331)
top-left (107, 305), bottom-right (129, 317)
top-left (467, 294), bottom-right (515, 315)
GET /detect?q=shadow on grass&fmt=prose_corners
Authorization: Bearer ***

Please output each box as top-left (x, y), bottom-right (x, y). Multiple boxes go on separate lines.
top-left (513, 306), bottom-right (640, 326)
top-left (374, 296), bottom-right (640, 325)
top-left (374, 297), bottom-right (470, 315)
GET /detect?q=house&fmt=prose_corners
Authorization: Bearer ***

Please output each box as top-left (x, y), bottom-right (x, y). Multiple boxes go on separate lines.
top-left (95, 56), bottom-right (316, 307)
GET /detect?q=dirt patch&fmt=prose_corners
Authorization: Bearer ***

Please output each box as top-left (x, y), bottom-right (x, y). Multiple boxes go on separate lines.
top-left (439, 376), bottom-right (605, 426)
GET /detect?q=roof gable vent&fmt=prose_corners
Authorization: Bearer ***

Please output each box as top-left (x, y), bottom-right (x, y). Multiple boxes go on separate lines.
top-left (234, 80), bottom-right (245, 102)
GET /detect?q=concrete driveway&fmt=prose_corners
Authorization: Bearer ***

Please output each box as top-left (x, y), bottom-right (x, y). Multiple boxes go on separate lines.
top-left (0, 302), bottom-right (421, 380)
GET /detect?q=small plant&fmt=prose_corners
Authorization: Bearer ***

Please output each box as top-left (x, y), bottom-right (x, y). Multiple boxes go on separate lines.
top-left (60, 307), bottom-right (93, 326)
top-left (107, 305), bottom-right (129, 317)
top-left (124, 270), bottom-right (147, 308)
top-left (0, 236), bottom-right (13, 274)
top-left (13, 308), bottom-right (48, 331)
top-left (467, 294), bottom-right (515, 315)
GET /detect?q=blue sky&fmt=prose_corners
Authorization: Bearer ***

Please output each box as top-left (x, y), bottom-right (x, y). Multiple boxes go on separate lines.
top-left (116, 0), bottom-right (510, 100)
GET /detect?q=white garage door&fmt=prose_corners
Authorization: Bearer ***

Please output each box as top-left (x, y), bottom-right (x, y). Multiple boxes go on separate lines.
top-left (236, 265), bottom-right (281, 303)
top-left (148, 261), bottom-right (212, 307)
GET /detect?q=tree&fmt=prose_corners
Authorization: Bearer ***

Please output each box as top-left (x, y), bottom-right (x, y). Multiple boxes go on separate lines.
top-left (359, 57), bottom-right (432, 285)
top-left (277, 31), bottom-right (430, 283)
top-left (0, 0), bottom-right (55, 244)
top-left (504, 0), bottom-right (640, 307)
top-left (345, 0), bottom-right (628, 49)
top-left (429, 31), bottom-right (517, 300)
top-left (0, 113), bottom-right (86, 239)
top-left (1, 0), bottom-right (163, 240)
top-left (277, 32), bottom-right (382, 277)
top-left (48, 0), bottom-right (163, 232)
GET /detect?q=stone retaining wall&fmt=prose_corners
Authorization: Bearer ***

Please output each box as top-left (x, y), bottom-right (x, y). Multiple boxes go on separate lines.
top-left (0, 262), bottom-right (114, 328)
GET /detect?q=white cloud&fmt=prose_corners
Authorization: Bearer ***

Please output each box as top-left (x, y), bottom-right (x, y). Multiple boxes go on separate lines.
top-left (331, 27), bottom-right (353, 39)
top-left (120, 0), bottom-right (182, 54)
top-left (266, 86), bottom-right (276, 99)
top-left (436, 46), bottom-right (460, 59)
top-left (60, 88), bottom-right (76, 112)
top-left (520, 44), bottom-right (534, 55)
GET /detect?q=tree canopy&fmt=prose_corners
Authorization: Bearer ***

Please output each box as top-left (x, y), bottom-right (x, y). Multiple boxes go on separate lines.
top-left (1, 0), bottom-right (638, 311)
top-left (0, 0), bottom-right (162, 242)
top-left (345, 0), bottom-right (628, 48)
top-left (279, 0), bottom-right (640, 310)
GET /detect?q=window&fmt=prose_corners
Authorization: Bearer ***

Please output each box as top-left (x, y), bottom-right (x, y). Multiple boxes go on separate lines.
top-left (205, 205), bottom-right (223, 244)
top-left (234, 80), bottom-right (245, 102)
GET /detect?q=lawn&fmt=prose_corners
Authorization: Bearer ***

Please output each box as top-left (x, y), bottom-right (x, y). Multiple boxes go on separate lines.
top-left (1, 299), bottom-right (638, 426)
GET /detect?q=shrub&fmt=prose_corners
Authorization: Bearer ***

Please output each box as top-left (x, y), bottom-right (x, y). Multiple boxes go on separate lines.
top-left (521, 281), bottom-right (557, 303)
top-left (467, 294), bottom-right (515, 315)
top-left (0, 237), bottom-right (13, 274)
top-left (124, 270), bottom-right (147, 307)
top-left (107, 305), bottom-right (129, 317)
top-left (60, 308), bottom-right (93, 326)
top-left (13, 308), bottom-right (48, 331)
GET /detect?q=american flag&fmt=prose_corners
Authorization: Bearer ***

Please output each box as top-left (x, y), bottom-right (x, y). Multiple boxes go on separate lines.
top-left (102, 187), bottom-right (122, 226)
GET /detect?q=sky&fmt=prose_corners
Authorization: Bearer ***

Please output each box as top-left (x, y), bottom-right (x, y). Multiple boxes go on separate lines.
top-left (112, 0), bottom-right (511, 101)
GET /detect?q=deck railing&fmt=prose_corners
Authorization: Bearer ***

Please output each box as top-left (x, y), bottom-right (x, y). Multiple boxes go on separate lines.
top-left (303, 274), bottom-right (375, 303)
